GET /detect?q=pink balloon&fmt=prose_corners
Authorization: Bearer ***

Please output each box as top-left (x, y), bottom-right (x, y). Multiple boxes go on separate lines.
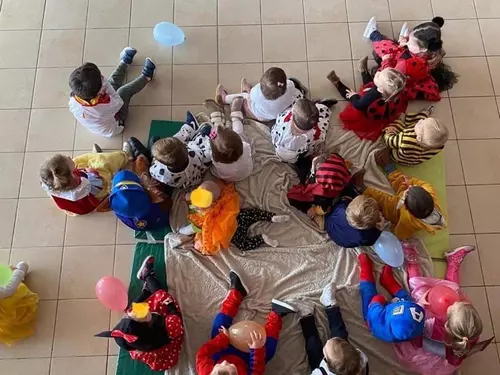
top-left (95, 276), bottom-right (128, 311)
top-left (428, 285), bottom-right (460, 317)
top-left (229, 320), bottom-right (267, 353)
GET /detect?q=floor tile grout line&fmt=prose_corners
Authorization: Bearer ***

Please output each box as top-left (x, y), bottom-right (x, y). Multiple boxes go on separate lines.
top-left (300, 0), bottom-right (310, 88)
top-left (170, 0), bottom-right (175, 117)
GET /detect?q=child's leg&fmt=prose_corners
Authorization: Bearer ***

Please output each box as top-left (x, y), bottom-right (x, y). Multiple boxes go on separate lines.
top-left (361, 71), bottom-right (373, 85)
top-left (299, 315), bottom-right (324, 370)
top-left (210, 289), bottom-right (244, 338)
top-left (230, 96), bottom-right (245, 134)
top-left (232, 226), bottom-right (265, 251)
top-left (326, 70), bottom-right (351, 100)
top-left (369, 30), bottom-right (389, 42)
top-left (263, 311), bottom-right (283, 362)
top-left (380, 265), bottom-right (406, 297)
top-left (224, 92), bottom-right (250, 105)
top-left (108, 62), bottom-right (128, 91)
top-left (241, 208), bottom-right (275, 223)
top-left (403, 242), bottom-right (422, 280)
top-left (325, 305), bottom-right (348, 341)
top-left (358, 253), bottom-right (384, 320)
top-left (115, 75), bottom-right (148, 122)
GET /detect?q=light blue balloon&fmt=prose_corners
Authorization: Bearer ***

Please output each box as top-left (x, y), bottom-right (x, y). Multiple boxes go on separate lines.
top-left (373, 231), bottom-right (404, 267)
top-left (153, 22), bottom-right (185, 46)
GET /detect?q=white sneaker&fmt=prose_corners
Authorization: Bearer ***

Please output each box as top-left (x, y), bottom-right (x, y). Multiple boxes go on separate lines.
top-left (320, 282), bottom-right (337, 307)
top-left (363, 17), bottom-right (378, 39)
top-left (15, 261), bottom-right (29, 275)
top-left (399, 22), bottom-right (409, 39)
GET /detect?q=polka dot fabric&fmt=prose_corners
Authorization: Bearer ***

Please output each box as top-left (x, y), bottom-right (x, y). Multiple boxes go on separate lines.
top-left (129, 290), bottom-right (184, 371)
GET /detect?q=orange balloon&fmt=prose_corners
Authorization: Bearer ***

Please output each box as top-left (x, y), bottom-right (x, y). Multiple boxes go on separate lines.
top-left (228, 320), bottom-right (267, 353)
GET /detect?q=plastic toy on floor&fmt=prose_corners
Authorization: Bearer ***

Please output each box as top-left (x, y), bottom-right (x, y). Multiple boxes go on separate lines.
top-left (394, 243), bottom-right (494, 375)
top-left (358, 253), bottom-right (425, 343)
top-left (196, 270), bottom-right (296, 375)
top-left (95, 256), bottom-right (184, 371)
top-left (0, 261), bottom-right (38, 346)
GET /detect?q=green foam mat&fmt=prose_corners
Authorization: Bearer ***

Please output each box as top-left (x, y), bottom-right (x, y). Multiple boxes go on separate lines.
top-left (133, 120), bottom-right (185, 241)
top-left (399, 152), bottom-right (449, 278)
top-left (116, 242), bottom-right (166, 375)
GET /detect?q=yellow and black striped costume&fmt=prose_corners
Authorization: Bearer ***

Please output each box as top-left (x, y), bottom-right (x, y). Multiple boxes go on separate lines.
top-left (383, 111), bottom-right (444, 166)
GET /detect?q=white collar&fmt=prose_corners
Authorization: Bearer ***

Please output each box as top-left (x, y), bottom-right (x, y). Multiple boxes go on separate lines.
top-left (42, 178), bottom-right (92, 202)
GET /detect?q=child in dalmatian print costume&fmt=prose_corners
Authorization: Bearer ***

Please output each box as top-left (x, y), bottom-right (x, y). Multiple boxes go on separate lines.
top-left (149, 111), bottom-right (212, 189)
top-left (271, 98), bottom-right (332, 163)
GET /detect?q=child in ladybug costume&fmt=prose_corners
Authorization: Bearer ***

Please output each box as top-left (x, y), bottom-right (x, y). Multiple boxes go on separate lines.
top-left (364, 16), bottom-right (457, 102)
top-left (327, 67), bottom-right (407, 141)
top-left (358, 253), bottom-right (425, 343)
top-left (95, 256), bottom-right (183, 371)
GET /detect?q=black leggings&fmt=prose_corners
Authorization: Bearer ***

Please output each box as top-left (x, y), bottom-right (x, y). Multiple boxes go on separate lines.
top-left (133, 274), bottom-right (164, 304)
top-left (232, 208), bottom-right (275, 251)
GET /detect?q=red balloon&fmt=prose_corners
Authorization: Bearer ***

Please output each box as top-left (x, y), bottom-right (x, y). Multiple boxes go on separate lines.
top-left (428, 285), bottom-right (460, 317)
top-left (95, 276), bottom-right (128, 311)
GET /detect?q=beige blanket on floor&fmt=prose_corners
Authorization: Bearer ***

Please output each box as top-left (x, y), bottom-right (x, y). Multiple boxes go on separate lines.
top-left (165, 112), bottom-right (433, 375)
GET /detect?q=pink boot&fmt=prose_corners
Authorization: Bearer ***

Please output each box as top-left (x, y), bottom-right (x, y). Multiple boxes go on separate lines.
top-left (445, 246), bottom-right (475, 284)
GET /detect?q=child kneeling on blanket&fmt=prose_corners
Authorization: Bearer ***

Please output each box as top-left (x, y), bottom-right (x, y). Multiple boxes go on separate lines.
top-left (95, 256), bottom-right (184, 371)
top-left (300, 283), bottom-right (369, 375)
top-left (196, 271), bottom-right (296, 375)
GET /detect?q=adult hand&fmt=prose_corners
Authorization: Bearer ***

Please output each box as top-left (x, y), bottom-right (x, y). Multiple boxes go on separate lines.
top-left (247, 331), bottom-right (266, 349)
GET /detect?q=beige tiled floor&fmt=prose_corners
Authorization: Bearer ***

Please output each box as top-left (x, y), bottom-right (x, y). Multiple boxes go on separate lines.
top-left (0, 0), bottom-right (500, 373)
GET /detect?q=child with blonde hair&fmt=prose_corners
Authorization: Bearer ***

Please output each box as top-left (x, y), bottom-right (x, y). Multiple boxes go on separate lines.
top-left (394, 243), bottom-right (493, 374)
top-left (383, 105), bottom-right (448, 165)
top-left (300, 283), bottom-right (369, 375)
top-left (215, 67), bottom-right (305, 122)
top-left (40, 147), bottom-right (128, 215)
top-left (271, 98), bottom-right (332, 163)
top-left (203, 97), bottom-right (254, 182)
top-left (328, 66), bottom-right (407, 141)
top-left (149, 111), bottom-right (212, 189)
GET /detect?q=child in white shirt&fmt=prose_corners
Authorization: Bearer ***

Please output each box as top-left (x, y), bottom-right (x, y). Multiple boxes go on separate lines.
top-left (204, 97), bottom-right (254, 182)
top-left (215, 67), bottom-right (304, 122)
top-left (149, 112), bottom-right (212, 189)
top-left (68, 47), bottom-right (155, 138)
top-left (271, 98), bottom-right (332, 163)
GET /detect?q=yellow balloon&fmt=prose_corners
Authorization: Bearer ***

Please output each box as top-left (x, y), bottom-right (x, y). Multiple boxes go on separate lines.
top-left (229, 320), bottom-right (267, 353)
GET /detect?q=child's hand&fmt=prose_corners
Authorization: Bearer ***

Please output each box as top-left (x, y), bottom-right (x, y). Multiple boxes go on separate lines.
top-left (384, 126), bottom-right (398, 134)
top-left (307, 207), bottom-right (316, 219)
top-left (382, 54), bottom-right (392, 61)
top-left (219, 326), bottom-right (230, 337)
top-left (345, 89), bottom-right (357, 99)
top-left (247, 331), bottom-right (266, 349)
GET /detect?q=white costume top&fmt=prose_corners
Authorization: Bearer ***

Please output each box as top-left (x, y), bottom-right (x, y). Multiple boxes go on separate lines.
top-left (249, 79), bottom-right (302, 121)
top-left (211, 140), bottom-right (253, 182)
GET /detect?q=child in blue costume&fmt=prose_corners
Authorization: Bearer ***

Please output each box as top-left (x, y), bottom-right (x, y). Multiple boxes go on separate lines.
top-left (358, 253), bottom-right (425, 343)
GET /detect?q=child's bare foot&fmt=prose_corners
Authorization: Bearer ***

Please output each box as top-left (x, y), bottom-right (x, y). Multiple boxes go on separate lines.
top-left (241, 78), bottom-right (252, 93)
top-left (215, 84), bottom-right (227, 105)
top-left (357, 56), bottom-right (369, 73)
top-left (326, 70), bottom-right (340, 86)
top-left (230, 96), bottom-right (244, 113)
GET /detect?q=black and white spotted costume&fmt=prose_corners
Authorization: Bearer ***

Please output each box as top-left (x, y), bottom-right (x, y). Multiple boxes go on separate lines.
top-left (231, 208), bottom-right (275, 251)
top-left (149, 124), bottom-right (211, 189)
top-left (271, 103), bottom-right (331, 163)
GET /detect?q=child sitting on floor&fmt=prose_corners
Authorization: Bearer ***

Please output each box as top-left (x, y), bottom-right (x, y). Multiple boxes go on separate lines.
top-left (327, 66), bottom-right (407, 141)
top-left (68, 47), bottom-right (155, 138)
top-left (149, 111), bottom-right (212, 189)
top-left (394, 244), bottom-right (492, 374)
top-left (300, 283), bottom-right (369, 375)
top-left (215, 67), bottom-right (305, 122)
top-left (196, 270), bottom-right (296, 375)
top-left (325, 187), bottom-right (384, 248)
top-left (271, 98), bottom-right (332, 163)
top-left (382, 105), bottom-right (448, 166)
top-left (40, 147), bottom-right (128, 215)
top-left (355, 167), bottom-right (446, 240)
top-left (358, 253), bottom-right (425, 343)
top-left (96, 256), bottom-right (184, 371)
top-left (204, 97), bottom-right (254, 182)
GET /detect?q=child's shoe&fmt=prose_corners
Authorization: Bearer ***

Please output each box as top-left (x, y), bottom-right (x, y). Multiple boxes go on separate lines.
top-left (198, 123), bottom-right (212, 137)
top-left (93, 144), bottom-right (102, 153)
top-left (128, 137), bottom-right (151, 161)
top-left (357, 56), bottom-right (369, 73)
top-left (262, 235), bottom-right (279, 248)
top-left (318, 98), bottom-right (338, 108)
top-left (272, 299), bottom-right (297, 317)
top-left (326, 70), bottom-right (341, 86)
top-left (320, 282), bottom-right (337, 307)
top-left (142, 58), bottom-right (156, 81)
top-left (363, 17), bottom-right (378, 39)
top-left (289, 77), bottom-right (309, 96)
top-left (399, 22), bottom-right (410, 39)
top-left (229, 270), bottom-right (248, 298)
top-left (215, 84), bottom-right (227, 105)
top-left (120, 47), bottom-right (137, 65)
top-left (15, 261), bottom-right (29, 275)
top-left (122, 142), bottom-right (134, 160)
top-left (445, 246), bottom-right (475, 266)
top-left (185, 110), bottom-right (200, 131)
top-left (137, 255), bottom-right (155, 281)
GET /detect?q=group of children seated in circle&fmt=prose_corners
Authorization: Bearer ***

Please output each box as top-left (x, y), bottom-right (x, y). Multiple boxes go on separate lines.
top-left (20, 15), bottom-right (489, 375)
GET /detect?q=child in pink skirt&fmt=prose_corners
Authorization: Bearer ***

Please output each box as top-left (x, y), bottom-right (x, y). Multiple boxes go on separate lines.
top-left (394, 243), bottom-right (492, 374)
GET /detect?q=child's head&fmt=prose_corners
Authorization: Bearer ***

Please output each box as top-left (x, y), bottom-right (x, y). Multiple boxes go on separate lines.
top-left (408, 17), bottom-right (445, 54)
top-left (323, 338), bottom-right (362, 375)
top-left (373, 68), bottom-right (406, 100)
top-left (210, 126), bottom-right (243, 164)
top-left (404, 186), bottom-right (434, 219)
top-left (152, 137), bottom-right (189, 172)
top-left (445, 302), bottom-right (483, 353)
top-left (69, 62), bottom-right (103, 101)
top-left (260, 67), bottom-right (287, 100)
top-left (210, 360), bottom-right (238, 375)
top-left (190, 181), bottom-right (221, 209)
top-left (414, 117), bottom-right (448, 148)
top-left (346, 196), bottom-right (382, 230)
top-left (40, 154), bottom-right (76, 192)
top-left (292, 98), bottom-right (319, 131)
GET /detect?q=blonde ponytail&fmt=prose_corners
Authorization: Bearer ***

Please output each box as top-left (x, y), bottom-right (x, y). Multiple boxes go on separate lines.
top-left (446, 302), bottom-right (482, 354)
